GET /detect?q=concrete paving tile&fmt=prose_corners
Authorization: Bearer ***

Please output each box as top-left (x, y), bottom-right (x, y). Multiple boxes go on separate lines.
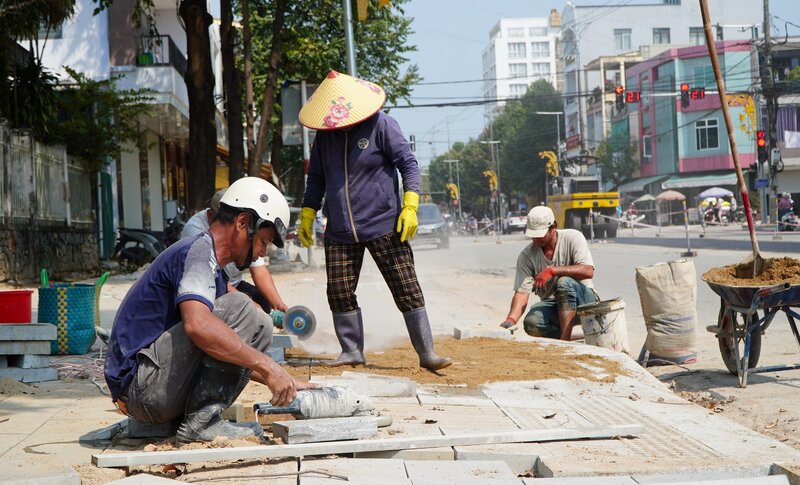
top-left (372, 396), bottom-right (421, 405)
top-left (454, 443), bottom-right (547, 475)
top-left (310, 376), bottom-right (417, 397)
top-left (522, 477), bottom-right (636, 484)
top-left (412, 480), bottom-right (523, 485)
top-left (0, 454), bottom-right (80, 484)
top-left (405, 460), bottom-right (518, 482)
top-left (52, 395), bottom-right (123, 420)
top-left (501, 407), bottom-right (594, 430)
top-left (181, 458), bottom-right (298, 484)
top-left (354, 448), bottom-right (455, 460)
top-left (0, 433), bottom-right (27, 455)
top-left (300, 457), bottom-right (407, 482)
top-left (417, 390), bottom-right (499, 407)
top-left (4, 418), bottom-right (112, 465)
top-left (107, 474), bottom-right (182, 484)
top-left (0, 323), bottom-right (57, 341)
top-left (631, 465), bottom-right (778, 484)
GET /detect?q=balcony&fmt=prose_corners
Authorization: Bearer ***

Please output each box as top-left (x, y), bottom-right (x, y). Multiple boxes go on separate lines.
top-left (136, 35), bottom-right (187, 79)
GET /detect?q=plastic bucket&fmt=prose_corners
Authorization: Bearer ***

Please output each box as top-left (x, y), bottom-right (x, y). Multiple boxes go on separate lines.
top-left (577, 298), bottom-right (630, 354)
top-left (0, 290), bottom-right (33, 323)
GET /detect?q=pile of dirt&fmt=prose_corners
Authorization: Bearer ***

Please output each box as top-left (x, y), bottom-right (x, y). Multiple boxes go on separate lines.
top-left (286, 337), bottom-right (627, 388)
top-left (703, 257), bottom-right (800, 287)
top-left (0, 377), bottom-right (36, 396)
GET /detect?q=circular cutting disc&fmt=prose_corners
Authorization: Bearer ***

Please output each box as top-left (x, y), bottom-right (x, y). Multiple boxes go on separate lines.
top-left (283, 305), bottom-right (316, 340)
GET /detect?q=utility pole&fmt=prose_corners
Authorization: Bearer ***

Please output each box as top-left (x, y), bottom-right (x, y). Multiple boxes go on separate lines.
top-left (762, 0), bottom-right (779, 223)
top-left (444, 160), bottom-right (462, 222)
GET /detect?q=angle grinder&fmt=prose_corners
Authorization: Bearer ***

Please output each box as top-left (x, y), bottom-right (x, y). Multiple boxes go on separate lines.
top-left (270, 305), bottom-right (316, 340)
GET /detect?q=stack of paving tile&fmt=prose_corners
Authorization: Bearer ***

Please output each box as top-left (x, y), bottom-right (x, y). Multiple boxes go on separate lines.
top-left (0, 324), bottom-right (58, 383)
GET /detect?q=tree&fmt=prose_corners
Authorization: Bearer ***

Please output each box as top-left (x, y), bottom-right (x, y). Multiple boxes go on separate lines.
top-left (245, 0), bottom-right (420, 196)
top-left (221, 0), bottom-right (245, 180)
top-left (595, 132), bottom-right (639, 187)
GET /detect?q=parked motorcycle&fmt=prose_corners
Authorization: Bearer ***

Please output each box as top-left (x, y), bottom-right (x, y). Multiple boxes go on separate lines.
top-left (779, 211), bottom-right (798, 232)
top-left (702, 207), bottom-right (730, 225)
top-left (113, 228), bottom-right (164, 266)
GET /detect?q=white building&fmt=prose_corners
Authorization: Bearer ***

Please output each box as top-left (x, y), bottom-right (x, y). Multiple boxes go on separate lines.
top-left (482, 10), bottom-right (562, 120)
top-left (561, 0), bottom-right (760, 160)
top-left (34, 0), bottom-right (226, 238)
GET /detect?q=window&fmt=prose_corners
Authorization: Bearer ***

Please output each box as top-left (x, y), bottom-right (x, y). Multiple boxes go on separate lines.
top-left (692, 65), bottom-right (713, 88)
top-left (507, 42), bottom-right (526, 59)
top-left (531, 62), bottom-right (551, 78)
top-left (530, 41), bottom-right (550, 58)
top-left (508, 63), bottom-right (527, 78)
top-left (508, 27), bottom-right (525, 38)
top-left (689, 27), bottom-right (705, 45)
top-left (614, 29), bottom-right (632, 51)
top-left (642, 135), bottom-right (652, 158)
top-left (509, 84), bottom-right (527, 98)
top-left (529, 27), bottom-right (547, 37)
top-left (696, 119), bottom-right (719, 150)
top-left (653, 28), bottom-right (671, 44)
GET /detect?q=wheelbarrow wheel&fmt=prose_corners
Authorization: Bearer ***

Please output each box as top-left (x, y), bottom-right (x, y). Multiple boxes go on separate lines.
top-left (717, 302), bottom-right (762, 375)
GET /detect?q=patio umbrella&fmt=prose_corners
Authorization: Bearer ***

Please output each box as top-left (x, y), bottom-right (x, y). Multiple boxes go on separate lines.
top-left (634, 194), bottom-right (656, 203)
top-left (656, 190), bottom-right (686, 201)
top-left (698, 186), bottom-right (734, 199)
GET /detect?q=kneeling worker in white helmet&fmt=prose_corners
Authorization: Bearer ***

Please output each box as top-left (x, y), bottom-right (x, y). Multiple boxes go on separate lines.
top-left (104, 177), bottom-right (315, 445)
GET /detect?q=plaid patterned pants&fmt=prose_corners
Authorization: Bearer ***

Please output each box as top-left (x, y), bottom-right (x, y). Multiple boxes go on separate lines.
top-left (324, 232), bottom-right (425, 313)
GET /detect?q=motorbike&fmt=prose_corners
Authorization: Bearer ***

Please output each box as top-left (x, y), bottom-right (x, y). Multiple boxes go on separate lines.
top-left (113, 211), bottom-right (187, 266)
top-left (702, 207), bottom-right (730, 225)
top-left (779, 211), bottom-right (798, 232)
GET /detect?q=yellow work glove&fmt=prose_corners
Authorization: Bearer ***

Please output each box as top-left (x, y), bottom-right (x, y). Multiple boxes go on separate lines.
top-left (396, 191), bottom-right (419, 242)
top-left (297, 207), bottom-right (316, 248)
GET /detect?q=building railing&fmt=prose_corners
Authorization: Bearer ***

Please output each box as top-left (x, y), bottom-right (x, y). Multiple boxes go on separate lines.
top-left (136, 35), bottom-right (187, 79)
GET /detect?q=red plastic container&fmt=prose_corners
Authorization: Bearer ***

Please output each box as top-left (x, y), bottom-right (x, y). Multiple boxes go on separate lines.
top-left (0, 290), bottom-right (33, 324)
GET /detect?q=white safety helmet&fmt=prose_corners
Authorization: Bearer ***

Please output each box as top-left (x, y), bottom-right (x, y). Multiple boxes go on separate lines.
top-left (219, 177), bottom-right (290, 248)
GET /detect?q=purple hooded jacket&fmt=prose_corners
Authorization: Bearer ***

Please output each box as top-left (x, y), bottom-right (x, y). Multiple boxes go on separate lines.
top-left (301, 111), bottom-right (420, 244)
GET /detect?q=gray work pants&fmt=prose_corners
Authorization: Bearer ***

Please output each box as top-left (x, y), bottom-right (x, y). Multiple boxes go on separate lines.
top-left (121, 292), bottom-right (273, 424)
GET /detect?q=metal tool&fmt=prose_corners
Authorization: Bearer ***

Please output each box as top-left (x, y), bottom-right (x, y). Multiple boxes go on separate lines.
top-left (253, 386), bottom-right (374, 419)
top-left (270, 305), bottom-right (316, 340)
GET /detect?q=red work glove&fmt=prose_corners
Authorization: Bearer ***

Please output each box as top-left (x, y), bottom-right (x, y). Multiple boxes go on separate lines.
top-left (534, 267), bottom-right (555, 290)
top-left (500, 315), bottom-right (517, 329)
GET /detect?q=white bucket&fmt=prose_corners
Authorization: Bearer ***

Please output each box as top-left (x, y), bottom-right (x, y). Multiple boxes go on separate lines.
top-left (577, 298), bottom-right (630, 354)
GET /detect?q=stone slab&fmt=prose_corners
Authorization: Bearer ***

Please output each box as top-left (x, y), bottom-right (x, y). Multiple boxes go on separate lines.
top-left (0, 341), bottom-right (51, 355)
top-left (0, 454), bottom-right (80, 485)
top-left (405, 460), bottom-right (518, 482)
top-left (0, 355), bottom-right (6, 367)
top-left (221, 402), bottom-right (245, 423)
top-left (522, 478), bottom-right (636, 484)
top-left (299, 457), bottom-right (407, 483)
top-left (8, 354), bottom-right (52, 369)
top-left (273, 416), bottom-right (379, 444)
top-left (632, 469), bottom-right (785, 484)
top-left (127, 417), bottom-right (175, 438)
top-left (267, 347), bottom-right (286, 363)
top-left (0, 366), bottom-right (57, 382)
top-left (413, 480), bottom-right (523, 485)
top-left (303, 479), bottom-right (411, 485)
top-left (453, 443), bottom-right (547, 475)
top-left (0, 323), bottom-right (57, 341)
top-left (453, 326), bottom-right (512, 340)
top-left (271, 334), bottom-right (298, 348)
top-left (107, 475), bottom-right (183, 484)
top-left (353, 447), bottom-right (455, 460)
top-left (416, 390), bottom-right (498, 407)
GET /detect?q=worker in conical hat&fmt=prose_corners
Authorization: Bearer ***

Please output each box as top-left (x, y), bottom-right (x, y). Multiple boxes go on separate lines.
top-left (296, 70), bottom-right (451, 371)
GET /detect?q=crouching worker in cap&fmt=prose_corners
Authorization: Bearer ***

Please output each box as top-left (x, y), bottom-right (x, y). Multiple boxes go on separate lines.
top-left (296, 70), bottom-right (451, 371)
top-left (104, 177), bottom-right (315, 445)
top-left (499, 206), bottom-right (599, 340)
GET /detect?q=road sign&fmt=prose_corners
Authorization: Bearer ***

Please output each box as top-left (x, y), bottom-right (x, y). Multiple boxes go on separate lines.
top-left (755, 178), bottom-right (769, 189)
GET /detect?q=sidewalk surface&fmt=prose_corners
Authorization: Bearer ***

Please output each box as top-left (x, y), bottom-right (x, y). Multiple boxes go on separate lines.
top-left (1, 230), bottom-right (799, 484)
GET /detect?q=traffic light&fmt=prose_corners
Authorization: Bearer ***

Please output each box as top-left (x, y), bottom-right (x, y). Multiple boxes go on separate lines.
top-left (756, 130), bottom-right (768, 163)
top-left (614, 85), bottom-right (624, 110)
top-left (680, 83), bottom-right (690, 108)
top-left (446, 183), bottom-right (458, 200)
top-left (482, 170), bottom-right (498, 190)
top-left (409, 134), bottom-right (416, 152)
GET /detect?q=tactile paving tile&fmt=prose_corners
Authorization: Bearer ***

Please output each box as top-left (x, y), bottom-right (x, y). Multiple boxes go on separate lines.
top-left (557, 395), bottom-right (721, 460)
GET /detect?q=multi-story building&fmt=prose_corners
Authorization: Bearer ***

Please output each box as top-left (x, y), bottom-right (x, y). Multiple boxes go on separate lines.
top-left (614, 41), bottom-right (758, 202)
top-left (482, 9), bottom-right (562, 120)
top-left (36, 0), bottom-right (226, 245)
top-left (561, 0), bottom-right (760, 161)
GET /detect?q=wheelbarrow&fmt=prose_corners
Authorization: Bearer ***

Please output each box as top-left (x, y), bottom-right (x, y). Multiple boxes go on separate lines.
top-left (702, 278), bottom-right (800, 387)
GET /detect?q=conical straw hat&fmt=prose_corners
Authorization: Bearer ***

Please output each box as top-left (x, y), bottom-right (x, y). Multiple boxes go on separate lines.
top-left (299, 71), bottom-right (387, 130)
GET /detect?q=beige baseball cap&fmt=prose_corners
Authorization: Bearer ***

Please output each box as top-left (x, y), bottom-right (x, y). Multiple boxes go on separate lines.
top-left (298, 70), bottom-right (386, 130)
top-left (525, 206), bottom-right (555, 238)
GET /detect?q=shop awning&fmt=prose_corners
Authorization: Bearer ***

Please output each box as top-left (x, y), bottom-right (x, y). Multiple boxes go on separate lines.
top-left (661, 172), bottom-right (737, 189)
top-left (616, 174), bottom-right (670, 193)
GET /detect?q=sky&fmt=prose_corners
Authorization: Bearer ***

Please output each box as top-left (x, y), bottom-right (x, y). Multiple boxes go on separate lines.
top-left (385, 0), bottom-right (798, 168)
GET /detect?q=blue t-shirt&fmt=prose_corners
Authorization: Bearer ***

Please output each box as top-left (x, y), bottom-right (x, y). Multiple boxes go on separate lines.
top-left (104, 232), bottom-right (227, 400)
